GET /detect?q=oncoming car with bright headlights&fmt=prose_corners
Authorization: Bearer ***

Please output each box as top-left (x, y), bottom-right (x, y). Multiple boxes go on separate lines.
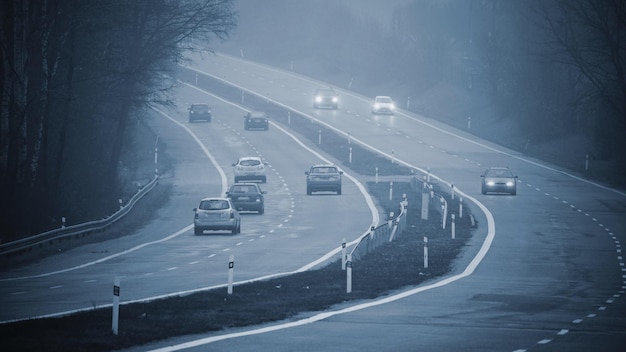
top-left (372, 96), bottom-right (395, 115)
top-left (480, 167), bottom-right (518, 195)
top-left (313, 87), bottom-right (339, 109)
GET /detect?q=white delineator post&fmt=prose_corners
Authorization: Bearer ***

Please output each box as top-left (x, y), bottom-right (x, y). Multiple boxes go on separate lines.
top-left (227, 255), bottom-right (234, 295)
top-left (451, 214), bottom-right (456, 239)
top-left (112, 276), bottom-right (120, 335)
top-left (459, 197), bottom-right (463, 218)
top-left (346, 254), bottom-right (352, 293)
top-left (421, 181), bottom-right (429, 220)
top-left (341, 238), bottom-right (347, 270)
top-left (423, 237), bottom-right (428, 269)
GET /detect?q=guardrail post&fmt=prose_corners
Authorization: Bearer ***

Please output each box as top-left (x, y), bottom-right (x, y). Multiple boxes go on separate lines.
top-left (318, 129), bottom-right (322, 145)
top-left (375, 167), bottom-right (379, 183)
top-left (388, 212), bottom-right (394, 228)
top-left (61, 217), bottom-right (66, 228)
top-left (349, 147), bottom-right (352, 164)
top-left (391, 149), bottom-right (395, 164)
top-left (241, 91), bottom-right (245, 104)
top-left (427, 167), bottom-right (431, 182)
top-left (370, 226), bottom-right (375, 239)
top-left (389, 181), bottom-right (393, 201)
top-left (451, 184), bottom-right (455, 200)
top-left (287, 111), bottom-right (291, 125)
top-left (119, 199), bottom-right (123, 210)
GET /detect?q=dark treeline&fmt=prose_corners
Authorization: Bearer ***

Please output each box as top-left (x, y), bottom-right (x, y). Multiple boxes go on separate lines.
top-left (226, 0), bottom-right (625, 178)
top-left (0, 0), bottom-right (236, 241)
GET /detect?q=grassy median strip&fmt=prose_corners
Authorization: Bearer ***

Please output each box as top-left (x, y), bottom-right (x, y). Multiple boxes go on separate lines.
top-left (2, 181), bottom-right (474, 352)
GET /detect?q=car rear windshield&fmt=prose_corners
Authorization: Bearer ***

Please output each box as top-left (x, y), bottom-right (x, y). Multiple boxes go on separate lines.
top-left (312, 167), bottom-right (337, 173)
top-left (240, 159), bottom-right (261, 166)
top-left (231, 185), bottom-right (257, 193)
top-left (199, 200), bottom-right (229, 210)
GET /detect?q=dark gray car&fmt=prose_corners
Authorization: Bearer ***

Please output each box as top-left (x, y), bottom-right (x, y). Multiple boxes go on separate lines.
top-left (306, 164), bottom-right (343, 195)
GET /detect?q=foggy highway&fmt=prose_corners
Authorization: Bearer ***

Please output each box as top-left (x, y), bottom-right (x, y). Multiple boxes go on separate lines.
top-left (126, 53), bottom-right (626, 352)
top-left (0, 81), bottom-right (375, 322)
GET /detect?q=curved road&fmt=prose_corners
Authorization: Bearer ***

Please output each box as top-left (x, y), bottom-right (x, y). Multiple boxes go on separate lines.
top-left (128, 54), bottom-right (626, 352)
top-left (0, 80), bottom-right (376, 322)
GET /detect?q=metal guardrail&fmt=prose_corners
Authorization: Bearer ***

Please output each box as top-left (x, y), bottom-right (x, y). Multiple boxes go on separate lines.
top-left (350, 196), bottom-right (409, 263)
top-left (0, 175), bottom-right (160, 257)
top-left (349, 176), bottom-right (453, 263)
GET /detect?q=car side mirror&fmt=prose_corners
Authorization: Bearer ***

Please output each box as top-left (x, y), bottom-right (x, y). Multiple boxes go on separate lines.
top-left (193, 208), bottom-right (197, 212)
top-left (232, 163), bottom-right (236, 167)
top-left (305, 171), bottom-right (309, 175)
top-left (339, 171), bottom-right (344, 175)
top-left (480, 175), bottom-right (485, 178)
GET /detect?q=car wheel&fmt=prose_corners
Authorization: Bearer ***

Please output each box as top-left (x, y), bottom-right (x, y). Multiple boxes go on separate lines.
top-left (481, 187), bottom-right (486, 195)
top-left (258, 206), bottom-right (264, 215)
top-left (244, 124), bottom-right (248, 130)
top-left (261, 176), bottom-right (266, 183)
top-left (306, 186), bottom-right (312, 195)
top-left (337, 187), bottom-right (342, 195)
top-left (511, 189), bottom-right (517, 196)
top-left (234, 177), bottom-right (240, 183)
top-left (194, 227), bottom-right (202, 235)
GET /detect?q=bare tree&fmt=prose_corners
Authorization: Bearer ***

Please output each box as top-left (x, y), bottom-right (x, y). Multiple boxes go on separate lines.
top-left (0, 0), bottom-right (237, 240)
top-left (533, 0), bottom-right (626, 156)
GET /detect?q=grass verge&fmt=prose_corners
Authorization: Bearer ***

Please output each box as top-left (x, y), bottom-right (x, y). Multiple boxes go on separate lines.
top-left (1, 181), bottom-right (474, 352)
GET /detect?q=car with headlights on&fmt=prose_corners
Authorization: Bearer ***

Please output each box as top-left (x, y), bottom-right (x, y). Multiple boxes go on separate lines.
top-left (313, 87), bottom-right (339, 109)
top-left (243, 111), bottom-right (269, 130)
top-left (481, 167), bottom-right (518, 195)
top-left (305, 164), bottom-right (343, 195)
top-left (233, 156), bottom-right (267, 183)
top-left (188, 103), bottom-right (212, 122)
top-left (226, 183), bottom-right (266, 214)
top-left (371, 96), bottom-right (395, 115)
top-left (193, 197), bottom-right (240, 235)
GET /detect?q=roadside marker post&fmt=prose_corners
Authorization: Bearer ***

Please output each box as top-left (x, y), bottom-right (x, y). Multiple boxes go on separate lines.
top-left (346, 254), bottom-right (353, 293)
top-left (227, 255), bottom-right (234, 295)
top-left (459, 197), bottom-right (463, 218)
top-left (341, 238), bottom-right (347, 270)
top-left (423, 237), bottom-right (429, 269)
top-left (451, 214), bottom-right (456, 239)
top-left (112, 276), bottom-right (120, 335)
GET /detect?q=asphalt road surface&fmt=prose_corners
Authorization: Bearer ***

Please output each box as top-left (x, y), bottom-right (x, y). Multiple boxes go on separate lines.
top-left (122, 53), bottom-right (626, 352)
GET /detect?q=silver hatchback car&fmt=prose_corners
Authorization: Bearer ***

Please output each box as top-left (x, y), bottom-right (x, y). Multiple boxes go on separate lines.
top-left (193, 198), bottom-right (241, 235)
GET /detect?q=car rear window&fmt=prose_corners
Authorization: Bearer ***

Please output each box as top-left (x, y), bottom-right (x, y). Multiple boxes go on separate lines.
top-left (200, 200), bottom-right (229, 210)
top-left (240, 159), bottom-right (261, 166)
top-left (312, 167), bottom-right (337, 173)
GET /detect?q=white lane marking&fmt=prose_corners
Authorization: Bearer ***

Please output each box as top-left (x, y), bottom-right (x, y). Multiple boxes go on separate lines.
top-left (0, 225), bottom-right (193, 282)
